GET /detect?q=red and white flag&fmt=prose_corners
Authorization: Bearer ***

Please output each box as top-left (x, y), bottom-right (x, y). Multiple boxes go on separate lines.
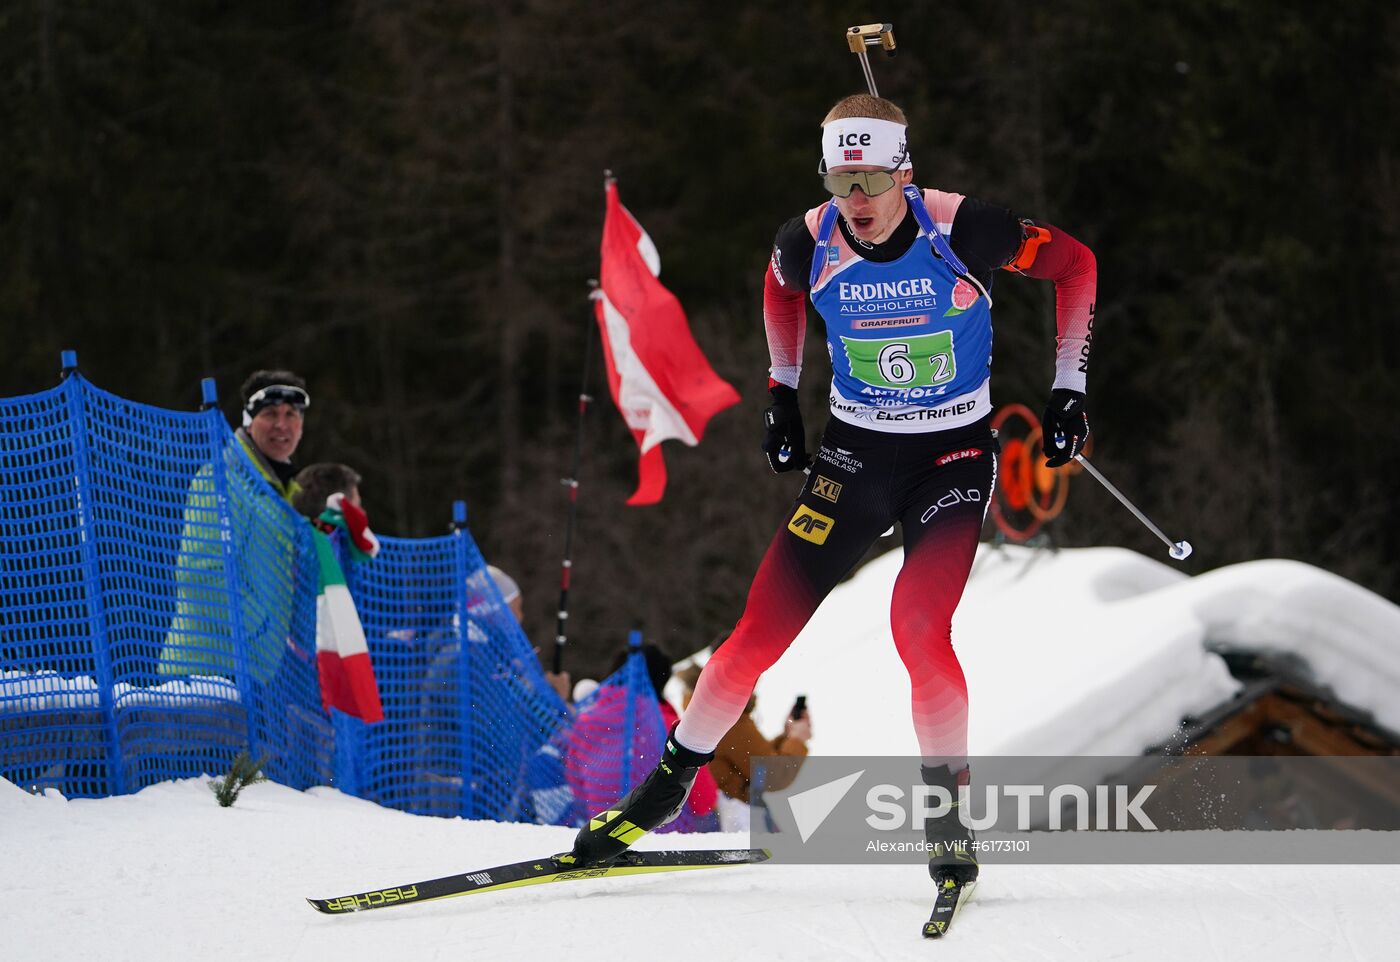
top-left (594, 180), bottom-right (740, 505)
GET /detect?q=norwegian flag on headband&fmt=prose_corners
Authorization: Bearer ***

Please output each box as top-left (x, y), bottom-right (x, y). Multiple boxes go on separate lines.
top-left (594, 180), bottom-right (740, 505)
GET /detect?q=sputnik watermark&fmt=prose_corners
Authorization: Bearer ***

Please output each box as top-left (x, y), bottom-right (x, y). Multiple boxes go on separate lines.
top-left (756, 756), bottom-right (1400, 865)
top-left (864, 782), bottom-right (1158, 832)
top-left (786, 775), bottom-right (1157, 842)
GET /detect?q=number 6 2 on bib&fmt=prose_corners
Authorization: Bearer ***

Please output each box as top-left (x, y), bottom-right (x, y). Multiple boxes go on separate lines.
top-left (841, 331), bottom-right (957, 390)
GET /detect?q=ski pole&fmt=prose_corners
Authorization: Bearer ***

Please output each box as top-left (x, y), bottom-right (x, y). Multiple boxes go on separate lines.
top-left (1074, 454), bottom-right (1193, 562)
top-left (845, 23), bottom-right (897, 97)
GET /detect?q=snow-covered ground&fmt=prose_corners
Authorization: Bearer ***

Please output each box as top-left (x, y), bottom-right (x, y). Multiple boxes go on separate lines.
top-left (6, 545), bottom-right (1400, 960)
top-left (4, 776), bottom-right (1398, 962)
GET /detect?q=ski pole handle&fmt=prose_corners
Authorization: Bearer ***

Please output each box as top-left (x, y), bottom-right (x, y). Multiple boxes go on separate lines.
top-left (1074, 454), bottom-right (1193, 561)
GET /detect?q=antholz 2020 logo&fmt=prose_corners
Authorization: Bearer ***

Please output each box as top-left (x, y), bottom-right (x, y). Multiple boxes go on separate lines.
top-left (788, 506), bottom-right (835, 545)
top-left (811, 476), bottom-right (843, 503)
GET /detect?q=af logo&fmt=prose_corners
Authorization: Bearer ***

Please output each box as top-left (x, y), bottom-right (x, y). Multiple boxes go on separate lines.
top-left (788, 505), bottom-right (836, 545)
top-left (811, 475), bottom-right (843, 504)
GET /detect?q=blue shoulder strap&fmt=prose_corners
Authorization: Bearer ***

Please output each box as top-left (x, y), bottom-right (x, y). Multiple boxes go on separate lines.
top-left (902, 185), bottom-right (970, 278)
top-left (809, 203), bottom-right (841, 290)
top-left (811, 188), bottom-right (989, 301)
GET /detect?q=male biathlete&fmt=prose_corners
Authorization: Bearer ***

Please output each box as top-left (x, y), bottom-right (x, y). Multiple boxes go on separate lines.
top-left (570, 93), bottom-right (1096, 897)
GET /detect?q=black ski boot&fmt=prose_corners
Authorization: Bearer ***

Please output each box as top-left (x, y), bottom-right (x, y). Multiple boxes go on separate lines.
top-left (565, 728), bottom-right (715, 866)
top-left (922, 764), bottom-right (979, 886)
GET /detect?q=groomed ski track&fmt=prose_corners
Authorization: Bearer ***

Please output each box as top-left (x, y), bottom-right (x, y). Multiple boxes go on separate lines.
top-left (5, 777), bottom-right (1397, 962)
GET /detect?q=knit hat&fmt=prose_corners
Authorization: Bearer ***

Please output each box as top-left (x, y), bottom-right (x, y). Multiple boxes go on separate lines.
top-left (486, 565), bottom-right (521, 605)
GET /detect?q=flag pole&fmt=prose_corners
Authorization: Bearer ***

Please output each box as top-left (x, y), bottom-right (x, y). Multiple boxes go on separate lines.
top-left (554, 176), bottom-right (611, 674)
top-left (553, 282), bottom-right (597, 674)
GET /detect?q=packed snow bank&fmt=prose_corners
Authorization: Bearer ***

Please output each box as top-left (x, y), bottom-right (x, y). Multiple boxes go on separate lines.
top-left (0, 670), bottom-right (241, 713)
top-left (4, 776), bottom-right (1398, 962)
top-left (750, 546), bottom-right (1400, 758)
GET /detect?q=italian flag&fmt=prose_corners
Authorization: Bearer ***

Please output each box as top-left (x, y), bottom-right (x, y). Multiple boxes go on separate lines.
top-left (311, 530), bottom-right (383, 723)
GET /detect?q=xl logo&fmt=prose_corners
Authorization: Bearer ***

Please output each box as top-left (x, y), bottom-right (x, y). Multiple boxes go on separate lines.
top-left (811, 475), bottom-right (843, 503)
top-left (788, 506), bottom-right (836, 545)
top-left (837, 132), bottom-right (873, 147)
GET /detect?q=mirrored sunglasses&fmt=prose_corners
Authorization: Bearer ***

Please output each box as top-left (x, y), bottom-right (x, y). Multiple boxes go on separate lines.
top-left (821, 169), bottom-right (899, 198)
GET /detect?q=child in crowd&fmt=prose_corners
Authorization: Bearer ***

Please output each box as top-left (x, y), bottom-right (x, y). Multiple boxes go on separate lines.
top-left (292, 463), bottom-right (380, 559)
top-left (292, 463), bottom-right (382, 722)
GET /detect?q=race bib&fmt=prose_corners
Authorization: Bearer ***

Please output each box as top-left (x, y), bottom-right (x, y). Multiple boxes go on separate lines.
top-left (840, 331), bottom-right (957, 390)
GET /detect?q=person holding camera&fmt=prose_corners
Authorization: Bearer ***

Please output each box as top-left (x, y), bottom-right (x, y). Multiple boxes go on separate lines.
top-left (709, 693), bottom-right (811, 832)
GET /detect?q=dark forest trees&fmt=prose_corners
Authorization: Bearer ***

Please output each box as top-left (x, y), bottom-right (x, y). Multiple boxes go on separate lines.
top-left (4, 1), bottom-right (1398, 678)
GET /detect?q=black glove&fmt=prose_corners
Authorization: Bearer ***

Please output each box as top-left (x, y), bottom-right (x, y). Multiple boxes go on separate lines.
top-left (1041, 388), bottom-right (1089, 467)
top-left (761, 384), bottom-right (808, 473)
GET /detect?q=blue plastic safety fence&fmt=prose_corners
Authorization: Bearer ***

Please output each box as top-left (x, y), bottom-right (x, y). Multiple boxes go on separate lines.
top-left (332, 516), bottom-right (573, 822)
top-left (561, 631), bottom-right (670, 827)
top-left (0, 365), bottom-right (329, 797)
top-left (0, 373), bottom-right (116, 796)
top-left (0, 356), bottom-right (678, 829)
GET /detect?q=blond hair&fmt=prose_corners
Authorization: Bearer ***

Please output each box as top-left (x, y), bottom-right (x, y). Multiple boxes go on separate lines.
top-left (822, 94), bottom-right (908, 126)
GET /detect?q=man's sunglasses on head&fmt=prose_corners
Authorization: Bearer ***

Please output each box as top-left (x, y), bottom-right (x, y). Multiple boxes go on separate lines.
top-left (246, 385), bottom-right (310, 412)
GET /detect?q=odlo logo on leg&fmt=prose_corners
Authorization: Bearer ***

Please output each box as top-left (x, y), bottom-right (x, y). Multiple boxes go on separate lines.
top-left (919, 488), bottom-right (982, 524)
top-left (788, 505), bottom-right (836, 545)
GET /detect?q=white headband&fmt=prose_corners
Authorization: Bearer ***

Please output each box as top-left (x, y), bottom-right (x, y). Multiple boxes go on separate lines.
top-left (821, 117), bottom-right (911, 171)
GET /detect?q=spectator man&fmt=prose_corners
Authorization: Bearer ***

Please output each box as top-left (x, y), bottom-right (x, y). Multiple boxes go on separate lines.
top-left (236, 370), bottom-right (311, 502)
top-left (159, 369), bottom-right (313, 681)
